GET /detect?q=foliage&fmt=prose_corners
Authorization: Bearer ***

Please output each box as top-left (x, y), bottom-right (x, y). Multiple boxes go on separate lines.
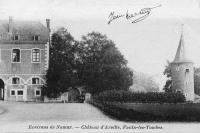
top-left (79, 32), bottom-right (133, 94)
top-left (90, 100), bottom-right (200, 122)
top-left (89, 100), bottom-right (159, 122)
top-left (163, 60), bottom-right (172, 92)
top-left (94, 90), bottom-right (185, 103)
top-left (42, 28), bottom-right (80, 98)
top-left (42, 30), bottom-right (133, 97)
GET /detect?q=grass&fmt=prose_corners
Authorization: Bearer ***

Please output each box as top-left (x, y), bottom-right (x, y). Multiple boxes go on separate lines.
top-left (89, 100), bottom-right (200, 122)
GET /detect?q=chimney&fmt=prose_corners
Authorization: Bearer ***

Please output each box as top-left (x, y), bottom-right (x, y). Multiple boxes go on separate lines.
top-left (8, 16), bottom-right (13, 33)
top-left (46, 19), bottom-right (50, 32)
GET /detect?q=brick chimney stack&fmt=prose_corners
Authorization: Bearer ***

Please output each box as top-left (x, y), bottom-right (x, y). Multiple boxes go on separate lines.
top-left (46, 19), bottom-right (50, 32)
top-left (8, 16), bottom-right (13, 33)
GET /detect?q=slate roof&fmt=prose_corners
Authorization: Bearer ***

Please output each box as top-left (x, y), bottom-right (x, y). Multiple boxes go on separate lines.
top-left (173, 30), bottom-right (193, 63)
top-left (0, 19), bottom-right (49, 43)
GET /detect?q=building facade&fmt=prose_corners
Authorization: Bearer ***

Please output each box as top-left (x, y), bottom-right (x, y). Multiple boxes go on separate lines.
top-left (171, 27), bottom-right (194, 101)
top-left (0, 17), bottom-right (50, 101)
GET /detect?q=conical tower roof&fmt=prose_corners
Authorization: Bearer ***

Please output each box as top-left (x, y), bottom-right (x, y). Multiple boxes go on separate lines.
top-left (173, 25), bottom-right (192, 63)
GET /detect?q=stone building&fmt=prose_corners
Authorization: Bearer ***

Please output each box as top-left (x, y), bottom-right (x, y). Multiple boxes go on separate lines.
top-left (0, 17), bottom-right (50, 101)
top-left (171, 26), bottom-right (194, 101)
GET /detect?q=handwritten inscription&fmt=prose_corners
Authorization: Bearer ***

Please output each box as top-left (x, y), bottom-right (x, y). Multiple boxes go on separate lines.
top-left (108, 4), bottom-right (161, 24)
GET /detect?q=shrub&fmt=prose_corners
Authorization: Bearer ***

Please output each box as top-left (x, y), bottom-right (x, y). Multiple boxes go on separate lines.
top-left (94, 90), bottom-right (185, 103)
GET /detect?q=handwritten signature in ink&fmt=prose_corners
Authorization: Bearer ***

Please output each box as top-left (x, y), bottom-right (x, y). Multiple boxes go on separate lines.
top-left (108, 4), bottom-right (162, 24)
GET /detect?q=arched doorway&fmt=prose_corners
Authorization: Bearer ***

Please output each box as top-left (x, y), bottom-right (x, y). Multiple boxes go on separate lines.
top-left (0, 79), bottom-right (4, 100)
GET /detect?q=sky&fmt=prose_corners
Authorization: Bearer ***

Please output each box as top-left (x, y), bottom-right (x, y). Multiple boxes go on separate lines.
top-left (0, 0), bottom-right (200, 88)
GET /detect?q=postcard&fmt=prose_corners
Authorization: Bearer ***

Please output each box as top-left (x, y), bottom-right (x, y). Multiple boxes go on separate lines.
top-left (0, 0), bottom-right (200, 132)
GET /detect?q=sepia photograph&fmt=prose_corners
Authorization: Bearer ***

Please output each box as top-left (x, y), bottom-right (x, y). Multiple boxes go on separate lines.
top-left (0, 0), bottom-right (200, 132)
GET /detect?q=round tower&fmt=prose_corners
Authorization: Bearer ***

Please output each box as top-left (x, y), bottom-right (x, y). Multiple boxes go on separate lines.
top-left (171, 25), bottom-right (194, 101)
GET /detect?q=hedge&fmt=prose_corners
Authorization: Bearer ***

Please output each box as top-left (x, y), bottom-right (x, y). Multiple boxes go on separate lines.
top-left (89, 100), bottom-right (200, 122)
top-left (94, 90), bottom-right (185, 103)
top-left (89, 100), bottom-right (160, 122)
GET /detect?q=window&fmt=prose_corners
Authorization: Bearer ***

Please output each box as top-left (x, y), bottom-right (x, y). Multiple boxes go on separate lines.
top-left (32, 78), bottom-right (40, 84)
top-left (186, 69), bottom-right (189, 73)
top-left (35, 90), bottom-right (41, 96)
top-left (12, 49), bottom-right (20, 62)
top-left (32, 49), bottom-right (40, 62)
top-left (17, 90), bottom-right (23, 95)
top-left (13, 35), bottom-right (19, 40)
top-left (33, 35), bottom-right (39, 41)
top-left (11, 90), bottom-right (15, 96)
top-left (12, 77), bottom-right (20, 84)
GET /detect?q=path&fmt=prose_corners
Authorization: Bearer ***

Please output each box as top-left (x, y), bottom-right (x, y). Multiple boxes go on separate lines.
top-left (0, 101), bottom-right (113, 122)
top-left (0, 101), bottom-right (122, 132)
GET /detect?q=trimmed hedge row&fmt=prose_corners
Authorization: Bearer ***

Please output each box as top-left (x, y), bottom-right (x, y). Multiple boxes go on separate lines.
top-left (89, 100), bottom-right (160, 122)
top-left (89, 100), bottom-right (200, 122)
top-left (94, 90), bottom-right (185, 103)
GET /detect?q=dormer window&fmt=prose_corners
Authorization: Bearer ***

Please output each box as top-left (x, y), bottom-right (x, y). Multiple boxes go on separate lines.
top-left (33, 35), bottom-right (39, 41)
top-left (13, 35), bottom-right (19, 40)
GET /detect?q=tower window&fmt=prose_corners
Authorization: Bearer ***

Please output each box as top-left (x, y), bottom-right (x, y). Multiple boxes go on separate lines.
top-left (32, 49), bottom-right (40, 62)
top-left (186, 69), bottom-right (189, 72)
top-left (12, 77), bottom-right (20, 84)
top-left (12, 49), bottom-right (20, 62)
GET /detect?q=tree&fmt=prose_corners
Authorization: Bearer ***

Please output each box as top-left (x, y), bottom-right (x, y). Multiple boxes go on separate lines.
top-left (79, 32), bottom-right (133, 94)
top-left (42, 30), bottom-right (133, 97)
top-left (163, 60), bottom-right (172, 92)
top-left (42, 28), bottom-right (79, 98)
